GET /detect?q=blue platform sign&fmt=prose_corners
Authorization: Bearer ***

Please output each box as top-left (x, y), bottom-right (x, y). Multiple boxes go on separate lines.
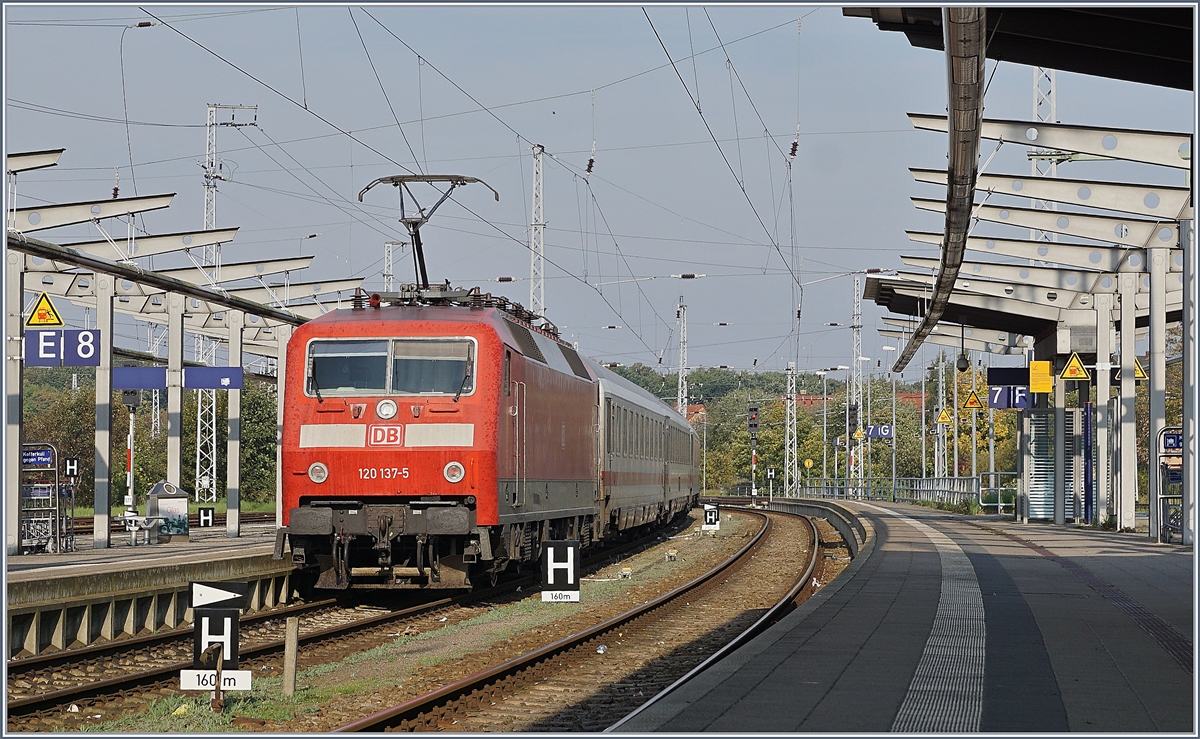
top-left (113, 366), bottom-right (167, 389)
top-left (988, 386), bottom-right (1009, 409)
top-left (24, 330), bottom-right (62, 366)
top-left (21, 448), bottom-right (54, 467)
top-left (1163, 433), bottom-right (1183, 452)
top-left (989, 386), bottom-right (1029, 409)
top-left (184, 367), bottom-right (243, 389)
top-left (24, 329), bottom-right (101, 367)
top-left (867, 424), bottom-right (893, 439)
top-left (1011, 386), bottom-right (1030, 409)
top-left (62, 330), bottom-right (100, 366)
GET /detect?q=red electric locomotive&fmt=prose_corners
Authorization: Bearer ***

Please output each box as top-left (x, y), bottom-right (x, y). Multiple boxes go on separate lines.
top-left (276, 286), bottom-right (698, 591)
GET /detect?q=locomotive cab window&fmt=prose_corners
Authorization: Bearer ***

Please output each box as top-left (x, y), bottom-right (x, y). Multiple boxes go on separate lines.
top-left (392, 339), bottom-right (475, 395)
top-left (308, 340), bottom-right (388, 394)
top-left (305, 338), bottom-right (476, 397)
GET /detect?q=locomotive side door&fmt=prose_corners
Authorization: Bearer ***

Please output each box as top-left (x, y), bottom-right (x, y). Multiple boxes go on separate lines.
top-left (501, 348), bottom-right (527, 509)
top-left (511, 375), bottom-right (526, 509)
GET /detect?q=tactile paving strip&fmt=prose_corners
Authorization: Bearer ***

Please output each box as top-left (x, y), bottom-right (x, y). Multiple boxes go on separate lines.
top-left (859, 504), bottom-right (986, 733)
top-left (977, 526), bottom-right (1193, 676)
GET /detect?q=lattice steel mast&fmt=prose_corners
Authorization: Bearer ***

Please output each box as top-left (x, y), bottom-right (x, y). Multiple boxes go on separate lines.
top-left (529, 144), bottom-right (545, 317)
top-left (1030, 68), bottom-right (1059, 247)
top-left (786, 362), bottom-right (797, 496)
top-left (676, 297), bottom-right (687, 415)
top-left (196, 103), bottom-right (256, 503)
top-left (851, 274), bottom-right (864, 484)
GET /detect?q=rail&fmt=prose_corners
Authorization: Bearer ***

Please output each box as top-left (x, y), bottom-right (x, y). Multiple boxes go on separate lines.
top-left (335, 510), bottom-right (780, 732)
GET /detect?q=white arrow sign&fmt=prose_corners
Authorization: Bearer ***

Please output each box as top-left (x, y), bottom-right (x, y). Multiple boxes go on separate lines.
top-left (190, 581), bottom-right (249, 609)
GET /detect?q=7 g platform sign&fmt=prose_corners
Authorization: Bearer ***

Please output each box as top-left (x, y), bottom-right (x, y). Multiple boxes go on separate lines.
top-left (542, 540), bottom-right (580, 602)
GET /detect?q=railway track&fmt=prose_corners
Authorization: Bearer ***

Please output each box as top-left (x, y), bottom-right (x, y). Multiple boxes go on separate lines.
top-left (334, 508), bottom-right (822, 732)
top-left (5, 516), bottom-right (697, 731)
top-left (66, 511), bottom-right (275, 537)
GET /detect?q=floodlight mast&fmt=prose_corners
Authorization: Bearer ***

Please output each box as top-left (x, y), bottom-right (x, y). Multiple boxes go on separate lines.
top-left (359, 175), bottom-right (499, 291)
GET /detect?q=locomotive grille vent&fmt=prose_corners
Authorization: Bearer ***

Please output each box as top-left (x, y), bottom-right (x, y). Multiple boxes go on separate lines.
top-left (505, 320), bottom-right (547, 364)
top-left (559, 344), bottom-right (591, 380)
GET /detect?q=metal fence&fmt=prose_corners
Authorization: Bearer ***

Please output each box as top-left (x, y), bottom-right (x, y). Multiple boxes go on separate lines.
top-left (796, 476), bottom-right (981, 508)
top-left (715, 476), bottom-right (996, 512)
top-left (979, 471), bottom-right (1019, 514)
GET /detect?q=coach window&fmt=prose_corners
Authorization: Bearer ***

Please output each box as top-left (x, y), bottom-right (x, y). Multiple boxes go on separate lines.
top-left (308, 339), bottom-right (388, 395)
top-left (504, 350), bottom-right (511, 395)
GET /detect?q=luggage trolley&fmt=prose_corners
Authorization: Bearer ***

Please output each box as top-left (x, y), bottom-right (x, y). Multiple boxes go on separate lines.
top-left (1157, 427), bottom-right (1183, 543)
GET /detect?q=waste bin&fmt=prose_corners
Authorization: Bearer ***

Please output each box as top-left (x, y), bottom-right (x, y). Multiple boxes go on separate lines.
top-left (148, 481), bottom-right (190, 544)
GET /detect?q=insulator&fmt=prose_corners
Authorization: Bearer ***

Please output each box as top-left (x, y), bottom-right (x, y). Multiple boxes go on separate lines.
top-left (586, 157), bottom-right (594, 174)
top-left (789, 141), bottom-right (798, 157)
top-left (112, 186), bottom-right (119, 199)
top-left (136, 21), bottom-right (153, 27)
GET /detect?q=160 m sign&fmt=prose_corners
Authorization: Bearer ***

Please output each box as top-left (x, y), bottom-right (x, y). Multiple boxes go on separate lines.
top-left (179, 669), bottom-right (252, 691)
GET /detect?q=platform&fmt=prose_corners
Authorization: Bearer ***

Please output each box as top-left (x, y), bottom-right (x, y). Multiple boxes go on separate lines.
top-left (6, 522), bottom-right (292, 658)
top-left (616, 500), bottom-right (1194, 733)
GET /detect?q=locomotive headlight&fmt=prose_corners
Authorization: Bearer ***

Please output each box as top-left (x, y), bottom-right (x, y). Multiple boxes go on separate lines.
top-left (308, 462), bottom-right (329, 484)
top-left (443, 461), bottom-right (466, 484)
top-left (376, 399), bottom-right (398, 420)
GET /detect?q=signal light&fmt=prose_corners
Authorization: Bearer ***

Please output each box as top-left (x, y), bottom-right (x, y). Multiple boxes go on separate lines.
top-left (747, 405), bottom-right (759, 434)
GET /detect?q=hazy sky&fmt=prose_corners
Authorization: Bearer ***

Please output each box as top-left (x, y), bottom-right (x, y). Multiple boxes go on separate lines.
top-left (5, 4), bottom-right (1193, 376)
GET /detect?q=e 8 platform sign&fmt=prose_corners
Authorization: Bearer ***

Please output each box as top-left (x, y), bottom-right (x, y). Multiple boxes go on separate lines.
top-left (541, 540), bottom-right (580, 602)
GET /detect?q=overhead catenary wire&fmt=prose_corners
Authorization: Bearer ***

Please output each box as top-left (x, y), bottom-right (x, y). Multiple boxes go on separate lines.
top-left (233, 126), bottom-right (402, 246)
top-left (110, 6), bottom-right (824, 366)
top-left (295, 8), bottom-right (308, 109)
top-left (138, 7), bottom-right (419, 179)
top-left (643, 9), bottom-right (801, 296)
top-left (347, 7), bottom-right (423, 174)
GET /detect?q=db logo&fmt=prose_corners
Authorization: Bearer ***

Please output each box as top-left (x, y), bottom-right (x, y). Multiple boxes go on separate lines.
top-left (368, 425), bottom-right (404, 446)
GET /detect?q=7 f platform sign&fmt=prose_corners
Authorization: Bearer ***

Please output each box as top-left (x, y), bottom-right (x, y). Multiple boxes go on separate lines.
top-left (541, 540), bottom-right (580, 602)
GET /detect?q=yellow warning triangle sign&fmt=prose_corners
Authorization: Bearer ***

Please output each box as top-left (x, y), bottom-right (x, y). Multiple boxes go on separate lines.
top-left (854, 428), bottom-right (865, 440)
top-left (963, 390), bottom-right (985, 410)
top-left (1060, 352), bottom-right (1091, 381)
top-left (1114, 358), bottom-right (1149, 381)
top-left (25, 292), bottom-right (64, 327)
top-left (1134, 357), bottom-right (1148, 380)
top-left (936, 408), bottom-right (952, 424)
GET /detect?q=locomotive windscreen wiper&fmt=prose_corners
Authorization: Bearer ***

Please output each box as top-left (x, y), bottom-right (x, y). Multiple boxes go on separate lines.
top-left (453, 345), bottom-right (474, 403)
top-left (307, 355), bottom-right (324, 403)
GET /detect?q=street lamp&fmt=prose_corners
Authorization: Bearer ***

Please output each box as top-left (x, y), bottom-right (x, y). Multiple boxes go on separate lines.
top-left (860, 355), bottom-right (871, 494)
top-left (882, 345), bottom-right (897, 501)
top-left (298, 232), bottom-right (321, 256)
top-left (289, 233), bottom-right (321, 305)
top-left (816, 365), bottom-right (848, 496)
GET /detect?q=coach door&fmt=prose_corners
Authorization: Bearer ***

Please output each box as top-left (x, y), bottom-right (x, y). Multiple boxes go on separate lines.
top-left (661, 417), bottom-right (669, 495)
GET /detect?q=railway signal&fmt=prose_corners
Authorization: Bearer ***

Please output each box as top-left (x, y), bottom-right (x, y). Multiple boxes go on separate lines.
top-left (183, 581), bottom-right (252, 695)
top-left (747, 406), bottom-right (759, 435)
